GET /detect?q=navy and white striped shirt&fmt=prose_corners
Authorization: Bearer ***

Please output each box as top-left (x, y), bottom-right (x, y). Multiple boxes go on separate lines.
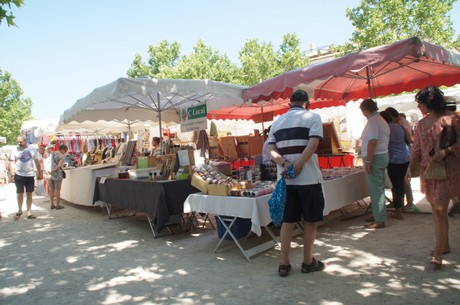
top-left (268, 105), bottom-right (323, 185)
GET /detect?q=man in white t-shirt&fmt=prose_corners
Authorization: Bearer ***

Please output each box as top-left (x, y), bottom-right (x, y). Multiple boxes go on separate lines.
top-left (267, 89), bottom-right (325, 277)
top-left (9, 135), bottom-right (42, 220)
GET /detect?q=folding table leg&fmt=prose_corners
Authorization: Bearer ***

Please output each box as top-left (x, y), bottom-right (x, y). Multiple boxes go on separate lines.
top-left (214, 215), bottom-right (252, 262)
top-left (106, 203), bottom-right (111, 219)
top-left (146, 215), bottom-right (159, 238)
top-left (202, 213), bottom-right (215, 229)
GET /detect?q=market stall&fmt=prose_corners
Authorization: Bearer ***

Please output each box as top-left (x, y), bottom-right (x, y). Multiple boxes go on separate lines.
top-left (184, 166), bottom-right (368, 260)
top-left (60, 163), bottom-right (118, 206)
top-left (94, 178), bottom-right (199, 237)
top-left (244, 37), bottom-right (460, 105)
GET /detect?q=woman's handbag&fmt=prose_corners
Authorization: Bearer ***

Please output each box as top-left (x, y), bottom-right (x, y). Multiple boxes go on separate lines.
top-left (52, 153), bottom-right (66, 179)
top-left (440, 123), bottom-right (457, 149)
top-left (424, 159), bottom-right (446, 180)
top-left (43, 172), bottom-right (52, 180)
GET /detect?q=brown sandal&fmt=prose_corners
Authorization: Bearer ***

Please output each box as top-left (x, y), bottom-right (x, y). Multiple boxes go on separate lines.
top-left (278, 264), bottom-right (291, 277)
top-left (301, 258), bottom-right (325, 273)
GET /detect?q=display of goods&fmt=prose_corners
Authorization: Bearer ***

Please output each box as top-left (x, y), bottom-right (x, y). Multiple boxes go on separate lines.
top-left (191, 165), bottom-right (239, 189)
top-left (321, 166), bottom-right (365, 180)
top-left (191, 165), bottom-right (277, 197)
top-left (240, 181), bottom-right (275, 198)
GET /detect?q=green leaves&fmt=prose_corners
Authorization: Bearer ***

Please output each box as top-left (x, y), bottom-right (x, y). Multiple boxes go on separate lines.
top-left (0, 69), bottom-right (32, 144)
top-left (344, 0), bottom-right (459, 52)
top-left (0, 0), bottom-right (24, 27)
top-left (127, 33), bottom-right (311, 86)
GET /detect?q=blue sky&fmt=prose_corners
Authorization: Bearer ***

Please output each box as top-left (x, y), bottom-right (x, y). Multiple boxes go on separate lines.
top-left (1, 0), bottom-right (459, 120)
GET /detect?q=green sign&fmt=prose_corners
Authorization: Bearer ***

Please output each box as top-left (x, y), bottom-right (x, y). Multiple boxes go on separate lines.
top-left (186, 104), bottom-right (207, 120)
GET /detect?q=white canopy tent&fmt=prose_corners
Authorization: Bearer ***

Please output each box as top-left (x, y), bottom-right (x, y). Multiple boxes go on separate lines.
top-left (61, 78), bottom-right (248, 137)
top-left (56, 118), bottom-right (155, 136)
top-left (21, 118), bottom-right (60, 137)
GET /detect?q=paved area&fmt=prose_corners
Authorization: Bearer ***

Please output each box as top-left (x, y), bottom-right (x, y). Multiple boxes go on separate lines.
top-left (0, 180), bottom-right (459, 305)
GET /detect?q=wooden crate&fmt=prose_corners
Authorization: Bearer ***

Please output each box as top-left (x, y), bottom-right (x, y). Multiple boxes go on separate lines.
top-left (207, 184), bottom-right (229, 196)
top-left (317, 123), bottom-right (340, 155)
top-left (209, 137), bottom-right (223, 159)
top-left (159, 154), bottom-right (176, 180)
top-left (247, 135), bottom-right (264, 157)
top-left (220, 136), bottom-right (238, 159)
top-left (235, 136), bottom-right (249, 158)
top-left (191, 173), bottom-right (208, 194)
top-left (148, 156), bottom-right (157, 168)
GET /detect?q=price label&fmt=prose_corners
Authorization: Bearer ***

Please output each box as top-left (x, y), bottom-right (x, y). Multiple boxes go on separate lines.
top-left (99, 177), bottom-right (107, 184)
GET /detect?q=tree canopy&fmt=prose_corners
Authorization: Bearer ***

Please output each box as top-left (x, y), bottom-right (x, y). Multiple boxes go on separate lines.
top-left (0, 69), bottom-right (32, 144)
top-left (342, 0), bottom-right (460, 53)
top-left (127, 0), bottom-right (459, 86)
top-left (127, 33), bottom-right (311, 86)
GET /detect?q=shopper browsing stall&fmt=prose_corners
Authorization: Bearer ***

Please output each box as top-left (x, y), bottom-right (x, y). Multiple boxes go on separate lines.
top-left (380, 110), bottom-right (409, 220)
top-left (47, 144), bottom-right (68, 210)
top-left (359, 99), bottom-right (390, 229)
top-left (266, 89), bottom-right (325, 277)
top-left (408, 86), bottom-right (460, 267)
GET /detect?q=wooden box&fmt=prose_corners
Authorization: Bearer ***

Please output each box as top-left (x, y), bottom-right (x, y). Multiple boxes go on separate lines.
top-left (148, 156), bottom-right (157, 168)
top-left (220, 136), bottom-right (238, 159)
top-left (137, 156), bottom-right (158, 168)
top-left (207, 184), bottom-right (229, 196)
top-left (208, 137), bottom-right (223, 159)
top-left (190, 172), bottom-right (230, 196)
top-left (247, 135), bottom-right (264, 157)
top-left (191, 173), bottom-right (208, 194)
top-left (235, 136), bottom-right (249, 158)
top-left (317, 123), bottom-right (340, 155)
top-left (159, 154), bottom-right (176, 180)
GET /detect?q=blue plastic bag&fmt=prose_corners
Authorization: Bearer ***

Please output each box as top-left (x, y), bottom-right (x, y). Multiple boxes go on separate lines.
top-left (268, 165), bottom-right (296, 226)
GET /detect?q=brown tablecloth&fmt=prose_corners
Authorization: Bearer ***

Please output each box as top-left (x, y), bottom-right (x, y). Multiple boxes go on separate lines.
top-left (94, 178), bottom-right (199, 231)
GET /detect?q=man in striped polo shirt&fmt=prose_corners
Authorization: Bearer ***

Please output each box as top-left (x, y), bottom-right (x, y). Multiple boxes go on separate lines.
top-left (267, 89), bottom-right (325, 277)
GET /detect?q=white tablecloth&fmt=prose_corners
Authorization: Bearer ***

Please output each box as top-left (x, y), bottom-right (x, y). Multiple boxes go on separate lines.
top-left (184, 171), bottom-right (369, 233)
top-left (184, 194), bottom-right (272, 236)
top-left (322, 171), bottom-right (369, 215)
top-left (60, 164), bottom-right (118, 206)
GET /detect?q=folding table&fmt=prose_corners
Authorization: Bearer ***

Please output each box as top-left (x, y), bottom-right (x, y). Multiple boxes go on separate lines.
top-left (94, 178), bottom-right (199, 237)
top-left (183, 193), bottom-right (279, 262)
top-left (183, 170), bottom-right (370, 261)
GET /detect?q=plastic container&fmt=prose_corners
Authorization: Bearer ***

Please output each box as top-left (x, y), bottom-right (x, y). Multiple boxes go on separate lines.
top-left (215, 216), bottom-right (252, 240)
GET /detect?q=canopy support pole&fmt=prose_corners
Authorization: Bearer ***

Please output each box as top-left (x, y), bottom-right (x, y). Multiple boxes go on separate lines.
top-left (261, 103), bottom-right (265, 132)
top-left (157, 92), bottom-right (163, 154)
top-left (366, 66), bottom-right (373, 99)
